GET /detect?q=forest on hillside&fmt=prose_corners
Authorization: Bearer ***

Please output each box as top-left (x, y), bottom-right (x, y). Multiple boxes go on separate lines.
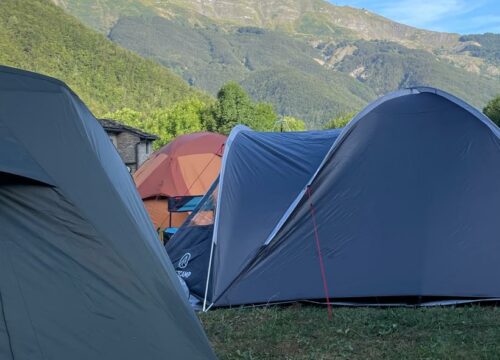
top-left (1, 0), bottom-right (499, 145)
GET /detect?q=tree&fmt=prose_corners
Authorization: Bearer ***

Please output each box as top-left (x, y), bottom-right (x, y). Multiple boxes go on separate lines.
top-left (212, 82), bottom-right (255, 134)
top-left (103, 83), bottom-right (280, 148)
top-left (274, 116), bottom-right (307, 131)
top-left (207, 82), bottom-right (278, 134)
top-left (323, 111), bottom-right (357, 129)
top-left (103, 108), bottom-right (144, 127)
top-left (484, 95), bottom-right (500, 127)
top-left (248, 102), bottom-right (277, 131)
top-left (284, 116), bottom-right (306, 131)
top-left (103, 98), bottom-right (209, 149)
top-left (148, 98), bottom-right (206, 147)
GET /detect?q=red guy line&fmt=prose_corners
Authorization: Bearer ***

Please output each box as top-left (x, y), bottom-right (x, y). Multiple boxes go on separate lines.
top-left (307, 186), bottom-right (333, 320)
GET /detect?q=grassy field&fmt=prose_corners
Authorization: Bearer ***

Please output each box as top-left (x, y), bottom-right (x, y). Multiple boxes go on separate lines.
top-left (200, 304), bottom-right (500, 359)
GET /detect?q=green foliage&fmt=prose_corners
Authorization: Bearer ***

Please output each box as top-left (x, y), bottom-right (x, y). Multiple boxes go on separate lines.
top-left (104, 98), bottom-right (208, 149)
top-left (211, 82), bottom-right (255, 134)
top-left (104, 83), bottom-right (277, 148)
top-left (0, 0), bottom-right (205, 118)
top-left (484, 95), bottom-right (500, 127)
top-left (153, 99), bottom-right (206, 142)
top-left (324, 111), bottom-right (357, 129)
top-left (275, 116), bottom-right (307, 131)
top-left (104, 108), bottom-right (144, 127)
top-left (204, 82), bottom-right (278, 134)
top-left (249, 103), bottom-right (278, 132)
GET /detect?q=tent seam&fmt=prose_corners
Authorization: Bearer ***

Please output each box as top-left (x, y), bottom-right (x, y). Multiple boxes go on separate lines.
top-left (0, 290), bottom-right (15, 360)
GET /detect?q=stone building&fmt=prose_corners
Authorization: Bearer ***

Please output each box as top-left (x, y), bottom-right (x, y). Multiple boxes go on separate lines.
top-left (98, 119), bottom-right (158, 173)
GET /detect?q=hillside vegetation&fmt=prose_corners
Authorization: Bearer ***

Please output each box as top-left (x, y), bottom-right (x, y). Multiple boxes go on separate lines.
top-left (329, 40), bottom-right (500, 105)
top-left (53, 0), bottom-right (459, 48)
top-left (241, 67), bottom-right (370, 127)
top-left (53, 0), bottom-right (500, 78)
top-left (459, 33), bottom-right (500, 67)
top-left (54, 0), bottom-right (500, 127)
top-left (0, 0), bottom-right (205, 116)
top-left (108, 16), bottom-right (376, 126)
top-left (107, 15), bottom-right (500, 125)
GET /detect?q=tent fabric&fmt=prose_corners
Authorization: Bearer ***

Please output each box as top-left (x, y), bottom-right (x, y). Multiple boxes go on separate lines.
top-left (233, 88), bottom-right (500, 306)
top-left (142, 198), bottom-right (190, 230)
top-left (211, 126), bottom-right (343, 302)
top-left (166, 126), bottom-right (342, 306)
top-left (0, 122), bottom-right (54, 185)
top-left (0, 66), bottom-right (215, 359)
top-left (168, 87), bottom-right (500, 308)
top-left (134, 132), bottom-right (226, 198)
top-left (0, 292), bottom-right (12, 360)
top-left (218, 88), bottom-right (500, 306)
top-left (167, 178), bottom-right (220, 299)
top-left (134, 132), bottom-right (226, 229)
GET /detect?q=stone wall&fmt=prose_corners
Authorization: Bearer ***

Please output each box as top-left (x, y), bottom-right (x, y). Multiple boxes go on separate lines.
top-left (111, 132), bottom-right (154, 173)
top-left (137, 141), bottom-right (150, 168)
top-left (116, 132), bottom-right (138, 166)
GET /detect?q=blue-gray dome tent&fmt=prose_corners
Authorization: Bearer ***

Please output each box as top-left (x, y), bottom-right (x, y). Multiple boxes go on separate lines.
top-left (0, 66), bottom-right (215, 359)
top-left (167, 87), bottom-right (500, 310)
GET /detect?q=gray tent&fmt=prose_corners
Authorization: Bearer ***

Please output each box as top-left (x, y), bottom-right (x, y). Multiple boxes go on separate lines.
top-left (166, 127), bottom-right (343, 309)
top-left (0, 66), bottom-right (215, 359)
top-left (167, 87), bottom-right (500, 309)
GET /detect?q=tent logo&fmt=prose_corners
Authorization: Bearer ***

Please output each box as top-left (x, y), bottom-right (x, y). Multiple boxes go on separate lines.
top-left (178, 253), bottom-right (191, 269)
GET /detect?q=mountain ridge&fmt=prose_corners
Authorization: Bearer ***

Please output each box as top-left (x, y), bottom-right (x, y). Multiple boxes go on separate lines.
top-left (52, 0), bottom-right (500, 126)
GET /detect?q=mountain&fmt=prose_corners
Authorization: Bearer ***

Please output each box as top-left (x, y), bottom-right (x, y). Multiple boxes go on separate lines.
top-left (53, 0), bottom-right (500, 126)
top-left (107, 17), bottom-right (376, 126)
top-left (326, 40), bottom-right (500, 101)
top-left (0, 0), bottom-right (205, 117)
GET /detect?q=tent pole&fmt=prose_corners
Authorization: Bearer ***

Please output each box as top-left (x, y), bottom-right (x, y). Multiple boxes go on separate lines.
top-left (202, 237), bottom-right (216, 312)
top-left (202, 128), bottom-right (247, 311)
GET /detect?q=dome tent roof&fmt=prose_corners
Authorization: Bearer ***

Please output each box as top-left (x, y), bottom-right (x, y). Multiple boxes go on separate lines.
top-left (0, 65), bottom-right (215, 359)
top-left (134, 132), bottom-right (226, 199)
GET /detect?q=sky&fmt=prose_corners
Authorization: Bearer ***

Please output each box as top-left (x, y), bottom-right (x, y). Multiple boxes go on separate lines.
top-left (330, 0), bottom-right (500, 34)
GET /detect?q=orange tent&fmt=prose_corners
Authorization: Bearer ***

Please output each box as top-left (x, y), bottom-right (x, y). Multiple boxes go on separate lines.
top-left (134, 132), bottom-right (226, 231)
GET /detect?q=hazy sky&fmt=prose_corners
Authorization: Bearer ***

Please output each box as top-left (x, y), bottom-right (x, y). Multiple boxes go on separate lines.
top-left (330, 0), bottom-right (500, 34)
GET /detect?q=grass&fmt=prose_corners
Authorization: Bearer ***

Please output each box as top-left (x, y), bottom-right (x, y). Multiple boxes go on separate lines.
top-left (200, 304), bottom-right (500, 359)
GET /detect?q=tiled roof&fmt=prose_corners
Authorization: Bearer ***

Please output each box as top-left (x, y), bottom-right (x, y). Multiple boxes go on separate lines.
top-left (98, 119), bottom-right (158, 140)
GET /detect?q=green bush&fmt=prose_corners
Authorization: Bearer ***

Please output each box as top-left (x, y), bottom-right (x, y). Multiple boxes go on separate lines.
top-left (484, 95), bottom-right (500, 127)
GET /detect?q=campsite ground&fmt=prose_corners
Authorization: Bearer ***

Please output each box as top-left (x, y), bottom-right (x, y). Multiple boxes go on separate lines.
top-left (200, 304), bottom-right (500, 359)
